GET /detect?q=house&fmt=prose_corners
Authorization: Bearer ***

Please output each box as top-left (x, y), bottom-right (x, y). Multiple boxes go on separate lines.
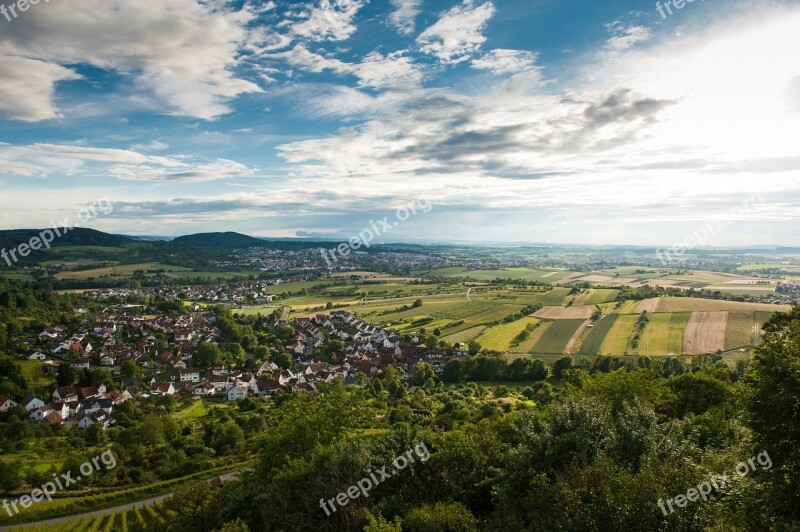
top-left (82, 398), bottom-right (113, 415)
top-left (149, 382), bottom-right (175, 395)
top-left (0, 395), bottom-right (17, 412)
top-left (52, 385), bottom-right (79, 403)
top-left (20, 395), bottom-right (45, 412)
top-left (178, 369), bottom-right (201, 383)
top-left (77, 411), bottom-right (112, 430)
top-left (256, 380), bottom-right (282, 396)
top-left (43, 411), bottom-right (64, 425)
top-left (193, 382), bottom-right (216, 396)
top-left (70, 357), bottom-right (91, 370)
top-left (29, 405), bottom-right (53, 422)
top-left (226, 385), bottom-right (248, 401)
top-left (78, 384), bottom-right (106, 399)
top-left (27, 351), bottom-right (48, 361)
top-left (99, 354), bottom-right (116, 366)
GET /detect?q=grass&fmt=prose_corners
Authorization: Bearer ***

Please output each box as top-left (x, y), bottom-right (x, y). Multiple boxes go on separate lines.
top-left (442, 326), bottom-right (486, 344)
top-left (531, 319), bottom-right (585, 354)
top-left (579, 315), bottom-right (619, 355)
top-left (474, 317), bottom-right (540, 352)
top-left (636, 313), bottom-right (686, 356)
top-left (531, 287), bottom-right (572, 306)
top-left (574, 289), bottom-right (619, 305)
top-left (17, 360), bottom-right (50, 386)
top-left (658, 297), bottom-right (791, 313)
top-left (600, 314), bottom-right (640, 356)
top-left (54, 263), bottom-right (192, 280)
top-left (724, 312), bottom-right (756, 350)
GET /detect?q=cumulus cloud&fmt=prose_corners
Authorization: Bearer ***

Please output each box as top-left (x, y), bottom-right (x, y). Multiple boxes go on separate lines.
top-left (0, 0), bottom-right (262, 121)
top-left (417, 0), bottom-right (496, 64)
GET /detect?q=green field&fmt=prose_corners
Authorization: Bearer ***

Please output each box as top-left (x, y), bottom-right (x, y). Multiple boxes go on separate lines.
top-left (579, 315), bottom-right (619, 355)
top-left (574, 289), bottom-right (619, 305)
top-left (475, 317), bottom-right (541, 352)
top-left (54, 262), bottom-right (193, 280)
top-left (531, 319), bottom-right (585, 354)
top-left (636, 313), bottom-right (689, 355)
top-left (600, 314), bottom-right (640, 356)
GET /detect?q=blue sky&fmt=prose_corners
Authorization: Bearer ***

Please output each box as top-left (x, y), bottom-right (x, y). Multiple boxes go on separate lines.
top-left (1, 0), bottom-right (799, 246)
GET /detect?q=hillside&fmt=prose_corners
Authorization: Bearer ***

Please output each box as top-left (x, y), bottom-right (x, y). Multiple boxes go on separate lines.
top-left (0, 228), bottom-right (134, 251)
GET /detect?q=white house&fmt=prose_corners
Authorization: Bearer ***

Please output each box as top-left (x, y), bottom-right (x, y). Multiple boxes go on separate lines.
top-left (226, 385), bottom-right (248, 401)
top-left (21, 395), bottom-right (45, 412)
top-left (0, 396), bottom-right (17, 412)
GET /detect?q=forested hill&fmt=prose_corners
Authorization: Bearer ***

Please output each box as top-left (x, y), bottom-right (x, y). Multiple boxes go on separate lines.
top-left (0, 228), bottom-right (133, 250)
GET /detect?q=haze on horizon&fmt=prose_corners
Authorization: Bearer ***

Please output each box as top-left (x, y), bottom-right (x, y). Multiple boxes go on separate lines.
top-left (1, 0), bottom-right (798, 247)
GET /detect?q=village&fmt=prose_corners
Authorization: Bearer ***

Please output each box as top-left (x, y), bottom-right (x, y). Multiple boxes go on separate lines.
top-left (0, 294), bottom-right (465, 432)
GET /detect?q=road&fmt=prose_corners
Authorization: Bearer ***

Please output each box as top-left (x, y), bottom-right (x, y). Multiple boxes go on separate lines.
top-left (0, 473), bottom-right (239, 531)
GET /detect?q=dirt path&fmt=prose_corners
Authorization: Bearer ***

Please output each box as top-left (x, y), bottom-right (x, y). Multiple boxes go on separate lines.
top-left (565, 318), bottom-right (593, 354)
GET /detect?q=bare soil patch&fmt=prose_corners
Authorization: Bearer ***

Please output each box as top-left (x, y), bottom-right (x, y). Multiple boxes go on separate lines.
top-left (683, 311), bottom-right (728, 355)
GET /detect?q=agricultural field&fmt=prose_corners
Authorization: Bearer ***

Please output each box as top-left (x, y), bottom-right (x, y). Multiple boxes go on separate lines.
top-left (573, 289), bottom-right (619, 305)
top-left (5, 499), bottom-right (175, 532)
top-left (0, 271), bottom-right (35, 282)
top-left (636, 312), bottom-right (690, 356)
top-left (658, 297), bottom-right (790, 313)
top-left (431, 267), bottom-right (575, 283)
top-left (531, 319), bottom-right (585, 354)
top-left (600, 314), bottom-right (640, 356)
top-left (533, 305), bottom-right (594, 320)
top-left (474, 317), bottom-right (540, 352)
top-left (54, 262), bottom-right (193, 280)
top-left (683, 311), bottom-right (729, 355)
top-left (579, 315), bottom-right (619, 355)
top-left (442, 326), bottom-right (486, 344)
top-left (530, 287), bottom-right (572, 306)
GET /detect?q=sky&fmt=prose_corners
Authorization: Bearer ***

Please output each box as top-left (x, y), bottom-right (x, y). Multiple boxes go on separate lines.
top-left (0, 0), bottom-right (799, 246)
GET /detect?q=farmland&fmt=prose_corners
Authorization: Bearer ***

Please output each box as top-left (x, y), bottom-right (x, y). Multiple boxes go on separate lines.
top-left (531, 319), bottom-right (586, 354)
top-left (474, 317), bottom-right (541, 352)
top-left (600, 314), bottom-right (640, 355)
top-left (580, 315), bottom-right (619, 355)
top-left (683, 311), bottom-right (729, 355)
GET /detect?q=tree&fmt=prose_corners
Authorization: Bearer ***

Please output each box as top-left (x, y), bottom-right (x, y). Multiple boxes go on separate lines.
top-left (195, 343), bottom-right (223, 370)
top-left (468, 341), bottom-right (481, 356)
top-left (412, 299), bottom-right (423, 308)
top-left (552, 356), bottom-right (574, 379)
top-left (121, 360), bottom-right (143, 379)
top-left (274, 352), bottom-right (293, 370)
top-left (744, 303), bottom-right (800, 521)
top-left (56, 363), bottom-right (76, 387)
top-left (403, 502), bottom-right (478, 532)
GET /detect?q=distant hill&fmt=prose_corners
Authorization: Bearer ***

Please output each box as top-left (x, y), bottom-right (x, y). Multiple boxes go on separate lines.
top-left (0, 228), bottom-right (134, 250)
top-left (171, 232), bottom-right (269, 250)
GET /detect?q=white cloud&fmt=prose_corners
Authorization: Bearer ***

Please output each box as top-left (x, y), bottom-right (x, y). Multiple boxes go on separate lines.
top-left (389, 0), bottom-right (422, 35)
top-left (0, 143), bottom-right (256, 183)
top-left (292, 0), bottom-right (367, 42)
top-left (603, 23), bottom-right (653, 53)
top-left (417, 0), bottom-right (495, 64)
top-left (0, 57), bottom-right (81, 122)
top-left (472, 49), bottom-right (540, 75)
top-left (280, 46), bottom-right (423, 89)
top-left (0, 0), bottom-right (262, 121)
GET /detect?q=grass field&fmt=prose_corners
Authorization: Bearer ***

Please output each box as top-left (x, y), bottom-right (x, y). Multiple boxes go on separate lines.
top-left (600, 314), bottom-right (640, 356)
top-left (574, 289), bottom-right (619, 305)
top-left (0, 272), bottom-right (35, 282)
top-left (531, 319), bottom-right (585, 354)
top-left (531, 287), bottom-right (571, 306)
top-left (55, 262), bottom-right (193, 280)
top-left (636, 313), bottom-right (690, 356)
top-left (658, 297), bottom-right (790, 313)
top-left (724, 312), bottom-right (757, 350)
top-left (474, 317), bottom-right (540, 352)
top-left (579, 315), bottom-right (619, 355)
top-left (442, 326), bottom-right (486, 344)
